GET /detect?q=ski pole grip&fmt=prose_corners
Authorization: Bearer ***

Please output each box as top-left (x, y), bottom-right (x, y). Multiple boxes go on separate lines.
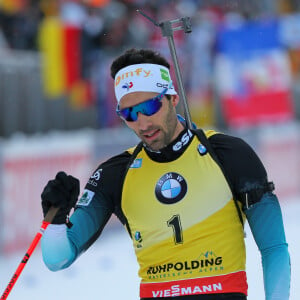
top-left (43, 206), bottom-right (60, 223)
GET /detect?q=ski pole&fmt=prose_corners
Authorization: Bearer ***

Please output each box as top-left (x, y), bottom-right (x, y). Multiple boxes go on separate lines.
top-left (1, 206), bottom-right (59, 300)
top-left (138, 10), bottom-right (193, 130)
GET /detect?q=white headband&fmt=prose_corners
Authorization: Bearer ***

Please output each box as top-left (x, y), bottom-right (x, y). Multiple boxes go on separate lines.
top-left (114, 63), bottom-right (177, 103)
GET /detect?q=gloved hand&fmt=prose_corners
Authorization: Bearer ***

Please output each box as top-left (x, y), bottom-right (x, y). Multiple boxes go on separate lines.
top-left (41, 171), bottom-right (80, 224)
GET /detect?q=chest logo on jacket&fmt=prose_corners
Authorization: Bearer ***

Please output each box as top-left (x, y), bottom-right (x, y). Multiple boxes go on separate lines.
top-left (155, 172), bottom-right (187, 204)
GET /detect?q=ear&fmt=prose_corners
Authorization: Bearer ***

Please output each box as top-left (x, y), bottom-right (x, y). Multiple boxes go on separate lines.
top-left (171, 95), bottom-right (180, 107)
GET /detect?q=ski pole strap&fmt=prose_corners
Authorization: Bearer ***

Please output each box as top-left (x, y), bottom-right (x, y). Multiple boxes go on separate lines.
top-left (44, 206), bottom-right (60, 223)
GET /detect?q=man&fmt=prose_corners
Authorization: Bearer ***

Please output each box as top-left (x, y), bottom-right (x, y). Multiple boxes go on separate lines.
top-left (41, 48), bottom-right (290, 299)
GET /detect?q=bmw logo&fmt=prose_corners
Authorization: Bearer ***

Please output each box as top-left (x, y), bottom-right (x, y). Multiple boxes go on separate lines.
top-left (155, 172), bottom-right (187, 204)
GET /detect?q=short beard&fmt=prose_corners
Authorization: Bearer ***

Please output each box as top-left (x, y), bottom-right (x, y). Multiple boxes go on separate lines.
top-left (162, 103), bottom-right (178, 147)
top-left (141, 102), bottom-right (178, 151)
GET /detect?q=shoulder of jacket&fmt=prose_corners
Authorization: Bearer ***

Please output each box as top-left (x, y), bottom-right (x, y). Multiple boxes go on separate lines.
top-left (126, 142), bottom-right (144, 155)
top-left (203, 129), bottom-right (221, 139)
top-left (126, 145), bottom-right (139, 155)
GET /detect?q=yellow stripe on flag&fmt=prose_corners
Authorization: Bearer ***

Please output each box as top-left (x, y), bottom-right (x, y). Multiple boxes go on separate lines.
top-left (38, 17), bottom-right (66, 98)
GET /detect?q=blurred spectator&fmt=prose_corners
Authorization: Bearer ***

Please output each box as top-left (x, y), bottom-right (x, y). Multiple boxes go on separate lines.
top-left (81, 6), bottom-right (104, 78)
top-left (1, 0), bottom-right (300, 133)
top-left (0, 0), bottom-right (43, 50)
top-left (0, 24), bottom-right (8, 49)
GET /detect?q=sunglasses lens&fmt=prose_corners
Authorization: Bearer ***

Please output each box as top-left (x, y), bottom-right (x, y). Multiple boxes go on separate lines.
top-left (140, 98), bottom-right (162, 116)
top-left (119, 108), bottom-right (136, 122)
top-left (118, 108), bottom-right (128, 120)
top-left (117, 90), bottom-right (166, 122)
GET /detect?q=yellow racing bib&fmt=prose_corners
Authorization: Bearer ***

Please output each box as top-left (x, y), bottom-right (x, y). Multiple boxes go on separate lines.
top-left (122, 132), bottom-right (247, 298)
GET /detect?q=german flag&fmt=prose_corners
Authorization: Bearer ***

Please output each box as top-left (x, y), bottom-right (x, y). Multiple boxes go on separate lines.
top-left (38, 17), bottom-right (94, 107)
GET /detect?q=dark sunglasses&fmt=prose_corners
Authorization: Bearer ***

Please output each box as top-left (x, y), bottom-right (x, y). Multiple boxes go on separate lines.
top-left (116, 82), bottom-right (172, 122)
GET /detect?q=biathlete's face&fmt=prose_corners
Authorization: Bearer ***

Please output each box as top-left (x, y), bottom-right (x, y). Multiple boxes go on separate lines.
top-left (119, 92), bottom-right (184, 151)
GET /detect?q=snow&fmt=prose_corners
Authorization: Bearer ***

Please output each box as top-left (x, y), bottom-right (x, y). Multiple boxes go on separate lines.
top-left (0, 199), bottom-right (299, 300)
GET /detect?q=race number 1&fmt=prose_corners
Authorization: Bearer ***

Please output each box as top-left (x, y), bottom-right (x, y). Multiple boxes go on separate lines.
top-left (167, 215), bottom-right (183, 244)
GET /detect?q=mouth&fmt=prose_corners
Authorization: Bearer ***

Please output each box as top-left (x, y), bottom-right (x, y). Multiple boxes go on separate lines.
top-left (142, 129), bottom-right (160, 141)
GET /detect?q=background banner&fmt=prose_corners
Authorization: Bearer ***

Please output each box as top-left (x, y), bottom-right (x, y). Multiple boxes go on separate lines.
top-left (215, 19), bottom-right (294, 127)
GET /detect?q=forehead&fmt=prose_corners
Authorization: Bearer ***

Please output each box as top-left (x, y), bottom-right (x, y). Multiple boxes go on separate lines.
top-left (119, 91), bottom-right (159, 108)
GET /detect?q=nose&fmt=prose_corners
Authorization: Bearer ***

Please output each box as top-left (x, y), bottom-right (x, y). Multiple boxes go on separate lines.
top-left (136, 112), bottom-right (152, 130)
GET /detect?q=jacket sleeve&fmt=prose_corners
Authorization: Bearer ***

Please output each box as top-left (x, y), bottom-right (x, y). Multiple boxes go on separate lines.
top-left (245, 193), bottom-right (290, 300)
top-left (41, 189), bottom-right (112, 271)
top-left (41, 151), bottom-right (131, 271)
top-left (209, 133), bottom-right (291, 300)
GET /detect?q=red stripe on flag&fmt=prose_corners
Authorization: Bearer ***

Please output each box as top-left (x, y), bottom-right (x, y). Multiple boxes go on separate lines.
top-left (63, 25), bottom-right (82, 90)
